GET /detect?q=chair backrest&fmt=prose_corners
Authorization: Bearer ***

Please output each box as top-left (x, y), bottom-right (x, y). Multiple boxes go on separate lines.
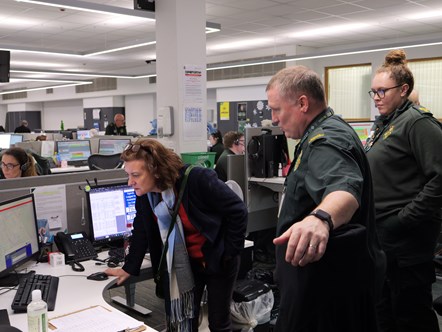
top-left (29, 152), bottom-right (52, 175)
top-left (225, 180), bottom-right (244, 201)
top-left (87, 153), bottom-right (124, 170)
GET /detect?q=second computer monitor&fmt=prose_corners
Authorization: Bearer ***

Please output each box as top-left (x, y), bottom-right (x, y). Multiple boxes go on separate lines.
top-left (56, 140), bottom-right (92, 166)
top-left (0, 134), bottom-right (11, 149)
top-left (76, 130), bottom-right (91, 140)
top-left (86, 183), bottom-right (136, 247)
top-left (98, 139), bottom-right (130, 155)
top-left (0, 194), bottom-right (39, 286)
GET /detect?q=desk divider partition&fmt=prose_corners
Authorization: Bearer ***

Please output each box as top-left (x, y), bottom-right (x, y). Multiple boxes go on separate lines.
top-left (0, 169), bottom-right (128, 235)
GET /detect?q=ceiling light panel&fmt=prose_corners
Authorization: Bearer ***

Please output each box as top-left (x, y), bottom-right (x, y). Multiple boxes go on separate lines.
top-left (209, 38), bottom-right (273, 51)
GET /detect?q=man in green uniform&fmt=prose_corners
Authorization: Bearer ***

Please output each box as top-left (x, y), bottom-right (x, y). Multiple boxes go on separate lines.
top-left (105, 113), bottom-right (127, 136)
top-left (267, 65), bottom-right (385, 331)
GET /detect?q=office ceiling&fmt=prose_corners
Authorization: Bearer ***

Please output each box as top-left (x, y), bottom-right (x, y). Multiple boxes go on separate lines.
top-left (1, 0), bottom-right (442, 93)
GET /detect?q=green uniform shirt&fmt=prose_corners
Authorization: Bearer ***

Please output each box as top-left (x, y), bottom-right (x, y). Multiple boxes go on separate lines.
top-left (278, 108), bottom-right (367, 235)
top-left (366, 100), bottom-right (442, 266)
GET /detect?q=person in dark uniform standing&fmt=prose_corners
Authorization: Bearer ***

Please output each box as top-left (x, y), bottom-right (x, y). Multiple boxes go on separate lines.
top-left (14, 120), bottom-right (31, 133)
top-left (105, 113), bottom-right (127, 135)
top-left (266, 65), bottom-right (385, 332)
top-left (209, 130), bottom-right (224, 164)
top-left (366, 49), bottom-right (442, 332)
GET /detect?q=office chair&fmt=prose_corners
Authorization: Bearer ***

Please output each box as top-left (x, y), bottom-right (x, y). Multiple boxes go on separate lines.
top-left (225, 180), bottom-right (244, 201)
top-left (29, 152), bottom-right (51, 175)
top-left (87, 153), bottom-right (124, 170)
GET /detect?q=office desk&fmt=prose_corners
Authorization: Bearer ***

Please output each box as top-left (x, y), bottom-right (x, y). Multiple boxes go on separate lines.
top-left (249, 176), bottom-right (285, 194)
top-left (50, 166), bottom-right (90, 174)
top-left (1, 253), bottom-right (157, 332)
top-left (246, 177), bottom-right (285, 232)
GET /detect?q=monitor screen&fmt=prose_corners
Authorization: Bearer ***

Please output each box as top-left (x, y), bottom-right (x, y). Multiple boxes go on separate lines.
top-left (348, 122), bottom-right (373, 145)
top-left (98, 139), bottom-right (131, 155)
top-left (56, 140), bottom-right (92, 165)
top-left (86, 183), bottom-right (136, 246)
top-left (10, 134), bottom-right (23, 146)
top-left (0, 194), bottom-right (39, 286)
top-left (0, 134), bottom-right (11, 149)
top-left (76, 130), bottom-right (91, 140)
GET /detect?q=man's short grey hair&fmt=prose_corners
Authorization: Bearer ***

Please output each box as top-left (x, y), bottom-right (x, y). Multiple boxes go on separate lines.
top-left (266, 66), bottom-right (326, 105)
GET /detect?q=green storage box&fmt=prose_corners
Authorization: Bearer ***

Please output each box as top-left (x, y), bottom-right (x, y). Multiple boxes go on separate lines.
top-left (181, 152), bottom-right (216, 168)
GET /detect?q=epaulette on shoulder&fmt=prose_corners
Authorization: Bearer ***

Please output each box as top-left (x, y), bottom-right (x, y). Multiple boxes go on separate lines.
top-left (308, 127), bottom-right (326, 145)
top-left (412, 104), bottom-right (433, 116)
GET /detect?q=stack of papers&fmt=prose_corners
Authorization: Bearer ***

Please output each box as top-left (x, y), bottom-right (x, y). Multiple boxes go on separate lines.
top-left (49, 305), bottom-right (145, 332)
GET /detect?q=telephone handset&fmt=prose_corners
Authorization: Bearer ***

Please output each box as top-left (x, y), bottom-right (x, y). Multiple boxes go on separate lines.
top-left (54, 231), bottom-right (97, 263)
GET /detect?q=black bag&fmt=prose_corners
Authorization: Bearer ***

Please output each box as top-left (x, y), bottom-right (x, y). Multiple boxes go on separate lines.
top-left (155, 267), bottom-right (168, 299)
top-left (233, 279), bottom-right (271, 303)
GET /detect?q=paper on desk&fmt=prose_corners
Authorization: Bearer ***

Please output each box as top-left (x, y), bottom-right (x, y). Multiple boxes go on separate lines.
top-left (49, 305), bottom-right (145, 332)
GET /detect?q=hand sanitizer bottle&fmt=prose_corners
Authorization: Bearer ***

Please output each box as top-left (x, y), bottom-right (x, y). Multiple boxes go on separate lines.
top-left (27, 289), bottom-right (48, 332)
top-left (278, 163), bottom-right (283, 177)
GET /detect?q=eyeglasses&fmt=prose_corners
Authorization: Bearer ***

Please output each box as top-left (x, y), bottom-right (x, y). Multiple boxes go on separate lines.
top-left (1, 162), bottom-right (19, 170)
top-left (368, 84), bottom-right (403, 99)
top-left (124, 143), bottom-right (151, 154)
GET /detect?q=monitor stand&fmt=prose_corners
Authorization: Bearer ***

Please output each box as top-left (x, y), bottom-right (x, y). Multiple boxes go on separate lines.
top-left (0, 270), bottom-right (35, 287)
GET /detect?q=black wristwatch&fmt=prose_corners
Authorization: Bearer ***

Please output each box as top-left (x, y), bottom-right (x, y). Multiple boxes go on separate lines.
top-left (309, 209), bottom-right (334, 232)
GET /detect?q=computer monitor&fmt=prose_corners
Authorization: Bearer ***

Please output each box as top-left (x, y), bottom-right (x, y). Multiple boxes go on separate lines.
top-left (10, 134), bottom-right (23, 146)
top-left (56, 140), bottom-right (92, 166)
top-left (0, 134), bottom-right (11, 149)
top-left (0, 194), bottom-right (39, 286)
top-left (98, 139), bottom-right (131, 155)
top-left (348, 121), bottom-right (373, 145)
top-left (76, 130), bottom-right (91, 140)
top-left (86, 183), bottom-right (136, 247)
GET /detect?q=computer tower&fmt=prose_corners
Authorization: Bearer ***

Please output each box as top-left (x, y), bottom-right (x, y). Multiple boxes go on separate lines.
top-left (248, 132), bottom-right (284, 178)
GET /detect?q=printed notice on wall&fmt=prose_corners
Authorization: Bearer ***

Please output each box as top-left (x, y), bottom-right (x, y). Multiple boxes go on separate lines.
top-left (183, 65), bottom-right (205, 140)
top-left (31, 184), bottom-right (67, 231)
top-left (220, 102), bottom-right (230, 120)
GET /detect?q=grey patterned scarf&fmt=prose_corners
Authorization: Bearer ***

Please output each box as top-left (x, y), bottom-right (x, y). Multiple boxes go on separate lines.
top-left (148, 188), bottom-right (195, 332)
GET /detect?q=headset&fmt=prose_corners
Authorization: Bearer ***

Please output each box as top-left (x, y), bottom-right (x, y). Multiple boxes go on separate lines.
top-left (234, 139), bottom-right (240, 146)
top-left (247, 136), bottom-right (261, 160)
top-left (20, 162), bottom-right (29, 172)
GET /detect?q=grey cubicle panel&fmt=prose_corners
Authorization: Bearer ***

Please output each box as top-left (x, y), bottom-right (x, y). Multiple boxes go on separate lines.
top-left (0, 169), bottom-right (128, 235)
top-left (244, 126), bottom-right (283, 233)
top-left (226, 154), bottom-right (246, 201)
top-left (16, 141), bottom-right (42, 154)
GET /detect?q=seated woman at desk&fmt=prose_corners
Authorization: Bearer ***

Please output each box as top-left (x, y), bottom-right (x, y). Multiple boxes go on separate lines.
top-left (0, 147), bottom-right (38, 179)
top-left (105, 138), bottom-right (248, 332)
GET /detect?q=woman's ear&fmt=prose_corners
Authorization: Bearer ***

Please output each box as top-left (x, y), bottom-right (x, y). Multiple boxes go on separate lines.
top-left (400, 84), bottom-right (409, 97)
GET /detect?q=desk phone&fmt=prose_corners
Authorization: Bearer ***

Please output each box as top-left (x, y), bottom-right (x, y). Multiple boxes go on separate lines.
top-left (54, 231), bottom-right (97, 263)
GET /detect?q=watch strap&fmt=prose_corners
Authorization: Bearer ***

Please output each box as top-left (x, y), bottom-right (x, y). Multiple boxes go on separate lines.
top-left (309, 209), bottom-right (334, 232)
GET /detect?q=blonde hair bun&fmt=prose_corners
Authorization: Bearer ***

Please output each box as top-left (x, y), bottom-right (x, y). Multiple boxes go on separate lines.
top-left (384, 49), bottom-right (407, 66)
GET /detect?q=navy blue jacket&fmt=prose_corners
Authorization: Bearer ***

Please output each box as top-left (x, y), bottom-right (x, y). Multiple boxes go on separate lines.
top-left (122, 166), bottom-right (248, 276)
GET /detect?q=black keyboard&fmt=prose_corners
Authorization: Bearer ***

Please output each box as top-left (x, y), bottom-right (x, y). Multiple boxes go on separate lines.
top-left (68, 160), bottom-right (88, 167)
top-left (108, 247), bottom-right (125, 262)
top-left (11, 273), bottom-right (59, 312)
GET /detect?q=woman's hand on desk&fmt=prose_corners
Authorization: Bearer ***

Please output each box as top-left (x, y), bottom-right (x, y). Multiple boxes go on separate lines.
top-left (104, 268), bottom-right (130, 285)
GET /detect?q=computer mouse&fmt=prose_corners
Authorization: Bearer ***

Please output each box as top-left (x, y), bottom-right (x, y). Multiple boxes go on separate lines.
top-left (87, 272), bottom-right (109, 281)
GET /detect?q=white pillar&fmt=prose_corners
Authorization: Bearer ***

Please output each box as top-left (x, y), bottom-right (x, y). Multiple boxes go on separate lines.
top-left (155, 0), bottom-right (207, 153)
